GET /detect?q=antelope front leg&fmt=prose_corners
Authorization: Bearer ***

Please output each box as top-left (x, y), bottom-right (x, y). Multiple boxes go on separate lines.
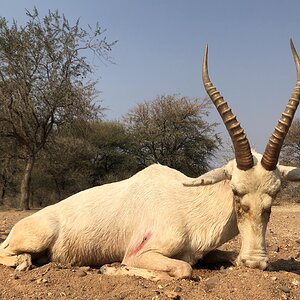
top-left (100, 263), bottom-right (172, 281)
top-left (101, 252), bottom-right (192, 281)
top-left (131, 252), bottom-right (192, 279)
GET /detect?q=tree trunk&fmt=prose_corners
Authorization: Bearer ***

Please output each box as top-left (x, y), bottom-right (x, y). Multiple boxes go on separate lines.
top-left (19, 156), bottom-right (35, 210)
top-left (0, 161), bottom-right (9, 206)
top-left (0, 177), bottom-right (6, 205)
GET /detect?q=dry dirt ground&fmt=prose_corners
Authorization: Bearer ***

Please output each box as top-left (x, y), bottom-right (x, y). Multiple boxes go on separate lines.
top-left (0, 205), bottom-right (299, 300)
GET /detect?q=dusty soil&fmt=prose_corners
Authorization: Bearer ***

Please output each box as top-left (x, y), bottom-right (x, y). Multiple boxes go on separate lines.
top-left (0, 205), bottom-right (299, 300)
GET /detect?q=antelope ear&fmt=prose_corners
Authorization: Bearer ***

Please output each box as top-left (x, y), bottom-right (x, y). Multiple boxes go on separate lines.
top-left (183, 161), bottom-right (234, 186)
top-left (278, 165), bottom-right (300, 181)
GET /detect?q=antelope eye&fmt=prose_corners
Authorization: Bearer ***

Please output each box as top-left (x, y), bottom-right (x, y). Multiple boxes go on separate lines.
top-left (241, 204), bottom-right (250, 212)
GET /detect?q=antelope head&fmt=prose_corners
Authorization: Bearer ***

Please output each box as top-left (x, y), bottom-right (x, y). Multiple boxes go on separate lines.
top-left (187, 39), bottom-right (300, 270)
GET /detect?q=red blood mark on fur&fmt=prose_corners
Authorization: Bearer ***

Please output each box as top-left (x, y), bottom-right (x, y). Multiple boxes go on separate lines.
top-left (128, 231), bottom-right (153, 257)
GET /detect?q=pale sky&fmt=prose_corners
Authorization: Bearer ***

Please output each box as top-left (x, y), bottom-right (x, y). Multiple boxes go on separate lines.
top-left (1, 0), bottom-right (300, 152)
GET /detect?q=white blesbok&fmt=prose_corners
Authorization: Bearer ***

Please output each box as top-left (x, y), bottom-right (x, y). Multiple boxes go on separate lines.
top-left (1, 40), bottom-right (300, 280)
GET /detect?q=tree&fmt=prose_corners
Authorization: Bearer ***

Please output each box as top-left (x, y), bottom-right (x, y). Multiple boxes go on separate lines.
top-left (123, 95), bottom-right (220, 176)
top-left (0, 8), bottom-right (115, 209)
top-left (32, 123), bottom-right (96, 205)
top-left (87, 121), bottom-right (138, 185)
top-left (30, 120), bottom-right (137, 207)
top-left (281, 118), bottom-right (300, 166)
top-left (0, 137), bottom-right (20, 205)
top-left (278, 118), bottom-right (300, 203)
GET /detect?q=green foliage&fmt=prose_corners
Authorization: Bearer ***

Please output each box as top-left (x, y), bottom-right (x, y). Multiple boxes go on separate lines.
top-left (1, 102), bottom-right (221, 207)
top-left (0, 138), bottom-right (23, 204)
top-left (30, 121), bottom-right (138, 205)
top-left (279, 118), bottom-right (300, 203)
top-left (87, 121), bottom-right (138, 185)
top-left (124, 95), bottom-right (220, 176)
top-left (281, 118), bottom-right (300, 167)
top-left (0, 8), bottom-right (112, 152)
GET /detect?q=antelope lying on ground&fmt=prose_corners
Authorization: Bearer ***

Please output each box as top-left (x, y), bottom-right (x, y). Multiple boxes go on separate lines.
top-left (1, 40), bottom-right (300, 280)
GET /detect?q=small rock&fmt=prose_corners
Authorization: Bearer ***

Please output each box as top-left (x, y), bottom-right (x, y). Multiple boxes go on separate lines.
top-left (271, 276), bottom-right (277, 281)
top-left (191, 275), bottom-right (201, 282)
top-left (36, 278), bottom-right (48, 284)
top-left (55, 264), bottom-right (67, 270)
top-left (0, 234), bottom-right (7, 240)
top-left (173, 286), bottom-right (182, 293)
top-left (164, 291), bottom-right (180, 299)
top-left (76, 270), bottom-right (87, 277)
top-left (269, 245), bottom-right (280, 252)
top-left (295, 239), bottom-right (300, 244)
top-left (292, 279), bottom-right (299, 286)
top-left (157, 285), bottom-right (163, 289)
top-left (79, 266), bottom-right (91, 272)
top-left (279, 286), bottom-right (291, 293)
top-left (13, 274), bottom-right (20, 280)
top-left (205, 276), bottom-right (220, 290)
top-left (36, 278), bottom-right (42, 284)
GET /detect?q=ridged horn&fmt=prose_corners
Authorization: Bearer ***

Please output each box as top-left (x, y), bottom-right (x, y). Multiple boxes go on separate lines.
top-left (261, 39), bottom-right (300, 171)
top-left (203, 44), bottom-right (254, 170)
